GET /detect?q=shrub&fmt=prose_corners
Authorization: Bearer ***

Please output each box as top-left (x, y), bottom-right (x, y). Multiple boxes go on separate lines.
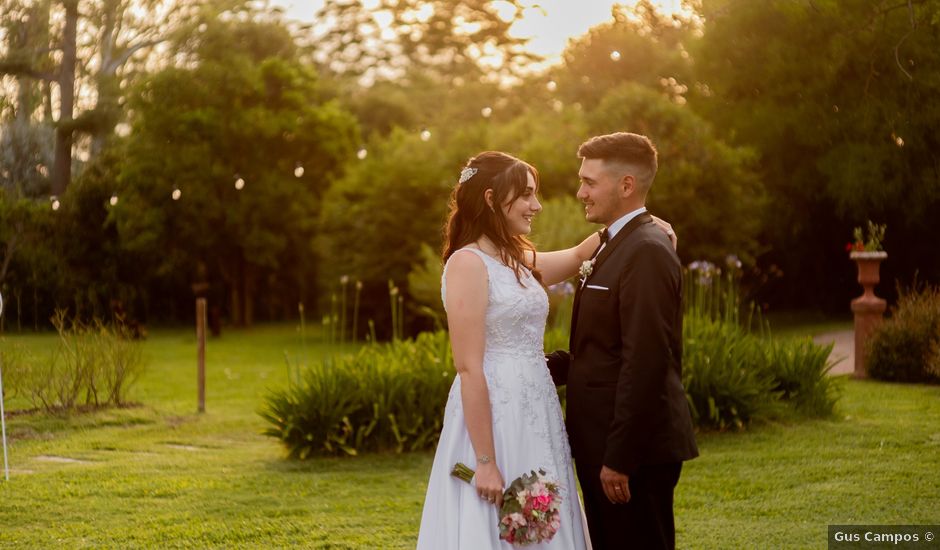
top-left (0, 341), bottom-right (32, 404)
top-left (260, 331), bottom-right (454, 458)
top-left (3, 310), bottom-right (146, 412)
top-left (263, 266), bottom-right (841, 458)
top-left (868, 285), bottom-right (940, 383)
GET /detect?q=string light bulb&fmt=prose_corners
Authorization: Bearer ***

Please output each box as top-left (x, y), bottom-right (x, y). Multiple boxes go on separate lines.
top-left (235, 176), bottom-right (245, 190)
top-left (109, 194), bottom-right (119, 206)
top-left (171, 187), bottom-right (182, 201)
top-left (294, 164), bottom-right (304, 178)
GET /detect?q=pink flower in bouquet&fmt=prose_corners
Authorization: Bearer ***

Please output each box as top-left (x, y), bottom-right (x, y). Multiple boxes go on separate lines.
top-left (534, 493), bottom-right (552, 511)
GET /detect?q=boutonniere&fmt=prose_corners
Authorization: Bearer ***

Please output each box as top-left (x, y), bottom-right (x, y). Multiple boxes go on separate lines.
top-left (579, 259), bottom-right (595, 283)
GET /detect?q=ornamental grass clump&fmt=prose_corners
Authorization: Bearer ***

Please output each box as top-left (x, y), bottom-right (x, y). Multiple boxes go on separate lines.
top-left (682, 261), bottom-right (837, 429)
top-left (261, 330), bottom-right (454, 458)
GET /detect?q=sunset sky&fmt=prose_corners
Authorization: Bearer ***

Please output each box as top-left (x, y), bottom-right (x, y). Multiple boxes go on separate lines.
top-left (269, 0), bottom-right (688, 66)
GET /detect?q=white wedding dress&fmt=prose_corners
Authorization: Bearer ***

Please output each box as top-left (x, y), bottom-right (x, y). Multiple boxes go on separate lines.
top-left (417, 247), bottom-right (588, 550)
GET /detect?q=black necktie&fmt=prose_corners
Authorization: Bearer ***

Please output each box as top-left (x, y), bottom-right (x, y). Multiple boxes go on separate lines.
top-left (589, 229), bottom-right (609, 260)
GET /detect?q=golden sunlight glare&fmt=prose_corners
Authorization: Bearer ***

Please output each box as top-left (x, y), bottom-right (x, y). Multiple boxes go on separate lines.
top-left (273, 0), bottom-right (690, 67)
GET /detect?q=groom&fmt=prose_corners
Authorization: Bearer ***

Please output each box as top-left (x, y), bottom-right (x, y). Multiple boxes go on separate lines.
top-left (547, 132), bottom-right (698, 549)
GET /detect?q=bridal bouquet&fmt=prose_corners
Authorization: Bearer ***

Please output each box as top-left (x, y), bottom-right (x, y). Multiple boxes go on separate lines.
top-left (452, 463), bottom-right (562, 546)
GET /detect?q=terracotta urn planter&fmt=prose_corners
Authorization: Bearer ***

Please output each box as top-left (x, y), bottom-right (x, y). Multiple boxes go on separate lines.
top-left (849, 251), bottom-right (887, 378)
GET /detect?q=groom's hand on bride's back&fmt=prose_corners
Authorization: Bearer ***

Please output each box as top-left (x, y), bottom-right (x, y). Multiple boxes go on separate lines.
top-left (545, 350), bottom-right (571, 386)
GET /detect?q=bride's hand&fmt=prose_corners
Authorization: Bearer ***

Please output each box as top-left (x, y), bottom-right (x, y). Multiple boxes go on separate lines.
top-left (651, 215), bottom-right (677, 250)
top-left (475, 463), bottom-right (505, 508)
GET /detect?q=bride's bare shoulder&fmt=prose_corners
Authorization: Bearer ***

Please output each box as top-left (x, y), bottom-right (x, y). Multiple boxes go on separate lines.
top-left (446, 248), bottom-right (487, 275)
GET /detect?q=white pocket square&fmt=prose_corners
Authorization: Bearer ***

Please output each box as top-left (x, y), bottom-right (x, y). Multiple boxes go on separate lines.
top-left (585, 284), bottom-right (609, 290)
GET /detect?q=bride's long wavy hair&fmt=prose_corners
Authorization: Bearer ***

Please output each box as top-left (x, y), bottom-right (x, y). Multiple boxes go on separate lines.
top-left (442, 151), bottom-right (542, 285)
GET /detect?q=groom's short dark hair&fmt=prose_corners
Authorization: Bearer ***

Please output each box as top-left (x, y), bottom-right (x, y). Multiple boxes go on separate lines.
top-left (578, 132), bottom-right (658, 190)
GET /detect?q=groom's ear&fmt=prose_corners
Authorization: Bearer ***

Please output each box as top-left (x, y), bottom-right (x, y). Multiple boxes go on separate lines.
top-left (619, 174), bottom-right (636, 197)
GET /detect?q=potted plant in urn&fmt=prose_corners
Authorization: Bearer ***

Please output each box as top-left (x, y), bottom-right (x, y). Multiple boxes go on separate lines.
top-left (847, 220), bottom-right (887, 282)
top-left (846, 221), bottom-right (887, 378)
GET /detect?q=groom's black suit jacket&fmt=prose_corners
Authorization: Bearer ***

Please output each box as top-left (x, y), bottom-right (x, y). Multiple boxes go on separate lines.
top-left (548, 213), bottom-right (698, 475)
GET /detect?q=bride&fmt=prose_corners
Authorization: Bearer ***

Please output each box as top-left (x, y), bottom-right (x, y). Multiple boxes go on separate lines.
top-left (416, 151), bottom-right (675, 549)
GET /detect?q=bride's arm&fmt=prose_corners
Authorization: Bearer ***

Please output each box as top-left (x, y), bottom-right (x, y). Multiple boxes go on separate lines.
top-left (530, 215), bottom-right (677, 286)
top-left (529, 231), bottom-right (602, 287)
top-left (444, 251), bottom-right (505, 508)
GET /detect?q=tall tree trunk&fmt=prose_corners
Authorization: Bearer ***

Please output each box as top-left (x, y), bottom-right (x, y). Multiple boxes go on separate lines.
top-left (225, 254), bottom-right (255, 327)
top-left (51, 0), bottom-right (78, 196)
top-left (228, 257), bottom-right (243, 326)
top-left (0, 229), bottom-right (20, 285)
top-left (243, 263), bottom-right (254, 327)
top-left (14, 35), bottom-right (37, 131)
top-left (90, 0), bottom-right (119, 157)
top-left (229, 284), bottom-right (241, 327)
top-left (42, 80), bottom-right (53, 123)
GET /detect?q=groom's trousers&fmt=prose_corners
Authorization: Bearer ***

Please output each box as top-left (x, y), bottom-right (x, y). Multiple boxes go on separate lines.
top-left (577, 462), bottom-right (682, 550)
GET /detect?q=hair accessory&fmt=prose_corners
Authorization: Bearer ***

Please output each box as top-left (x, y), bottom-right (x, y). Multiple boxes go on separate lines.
top-left (458, 167), bottom-right (478, 185)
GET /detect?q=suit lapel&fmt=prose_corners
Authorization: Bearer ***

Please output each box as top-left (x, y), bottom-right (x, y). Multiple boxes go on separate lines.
top-left (590, 213), bottom-right (653, 278)
top-left (569, 212), bottom-right (653, 348)
top-left (569, 239), bottom-right (604, 349)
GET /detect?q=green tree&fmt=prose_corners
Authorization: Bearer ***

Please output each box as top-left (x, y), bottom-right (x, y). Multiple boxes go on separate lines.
top-left (694, 0), bottom-right (940, 308)
top-left (0, 187), bottom-right (58, 330)
top-left (487, 105), bottom-right (588, 199)
top-left (116, 16), bottom-right (358, 326)
top-left (585, 83), bottom-right (765, 264)
top-left (553, 1), bottom-right (696, 108)
top-left (317, 123), bottom-right (499, 336)
top-left (0, 0), bottom-right (211, 194)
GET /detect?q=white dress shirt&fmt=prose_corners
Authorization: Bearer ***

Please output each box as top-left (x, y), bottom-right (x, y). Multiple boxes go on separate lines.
top-left (607, 206), bottom-right (648, 241)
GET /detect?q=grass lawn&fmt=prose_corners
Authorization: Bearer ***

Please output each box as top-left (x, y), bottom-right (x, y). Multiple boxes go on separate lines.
top-left (1, 325), bottom-right (938, 548)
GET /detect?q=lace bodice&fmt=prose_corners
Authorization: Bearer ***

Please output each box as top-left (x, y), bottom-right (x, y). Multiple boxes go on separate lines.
top-left (441, 247), bottom-right (549, 358)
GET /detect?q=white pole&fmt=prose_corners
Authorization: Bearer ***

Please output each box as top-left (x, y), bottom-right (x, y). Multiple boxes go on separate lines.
top-left (0, 351), bottom-right (7, 482)
top-left (0, 290), bottom-right (8, 481)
